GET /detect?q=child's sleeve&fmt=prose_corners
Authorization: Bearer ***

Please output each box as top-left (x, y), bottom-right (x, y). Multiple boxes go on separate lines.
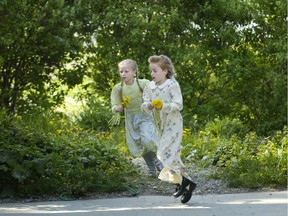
top-left (162, 81), bottom-right (183, 113)
top-left (110, 84), bottom-right (122, 113)
top-left (141, 83), bottom-right (152, 114)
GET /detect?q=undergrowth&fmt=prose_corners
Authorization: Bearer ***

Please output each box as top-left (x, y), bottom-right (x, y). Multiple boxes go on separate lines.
top-left (0, 111), bottom-right (286, 199)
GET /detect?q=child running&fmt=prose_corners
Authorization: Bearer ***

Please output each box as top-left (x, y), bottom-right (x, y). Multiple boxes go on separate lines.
top-left (141, 55), bottom-right (197, 203)
top-left (110, 59), bottom-right (163, 177)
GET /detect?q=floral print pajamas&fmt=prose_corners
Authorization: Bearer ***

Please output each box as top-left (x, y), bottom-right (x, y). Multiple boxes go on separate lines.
top-left (142, 79), bottom-right (189, 184)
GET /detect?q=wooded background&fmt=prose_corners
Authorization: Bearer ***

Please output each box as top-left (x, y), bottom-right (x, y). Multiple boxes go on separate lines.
top-left (0, 0), bottom-right (286, 135)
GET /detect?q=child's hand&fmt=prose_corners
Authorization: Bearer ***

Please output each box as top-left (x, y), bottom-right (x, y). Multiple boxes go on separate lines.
top-left (147, 102), bottom-right (154, 110)
top-left (115, 104), bottom-right (124, 112)
top-left (154, 106), bottom-right (162, 110)
top-left (151, 99), bottom-right (163, 110)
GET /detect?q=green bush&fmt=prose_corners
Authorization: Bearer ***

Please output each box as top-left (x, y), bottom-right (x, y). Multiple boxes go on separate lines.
top-left (0, 110), bottom-right (138, 198)
top-left (77, 97), bottom-right (113, 131)
top-left (182, 117), bottom-right (248, 164)
top-left (1, 111), bottom-right (286, 199)
top-left (182, 117), bottom-right (287, 189)
top-left (204, 117), bottom-right (249, 138)
top-left (223, 128), bottom-right (287, 188)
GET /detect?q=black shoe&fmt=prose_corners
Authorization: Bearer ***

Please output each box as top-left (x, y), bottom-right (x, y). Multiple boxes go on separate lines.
top-left (180, 182), bottom-right (197, 203)
top-left (173, 177), bottom-right (190, 198)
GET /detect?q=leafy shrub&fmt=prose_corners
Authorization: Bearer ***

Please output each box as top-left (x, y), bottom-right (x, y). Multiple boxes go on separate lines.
top-left (223, 128), bottom-right (287, 188)
top-left (182, 117), bottom-right (248, 164)
top-left (0, 110), bottom-right (138, 198)
top-left (182, 119), bottom-right (287, 188)
top-left (0, 111), bottom-right (53, 197)
top-left (204, 117), bottom-right (249, 138)
top-left (77, 97), bottom-right (113, 131)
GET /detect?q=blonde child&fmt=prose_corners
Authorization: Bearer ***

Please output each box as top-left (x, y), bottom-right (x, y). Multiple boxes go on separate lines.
top-left (110, 59), bottom-right (163, 177)
top-left (141, 55), bottom-right (196, 203)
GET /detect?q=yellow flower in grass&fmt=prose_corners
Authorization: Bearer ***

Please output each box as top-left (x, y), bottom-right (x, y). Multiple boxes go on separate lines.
top-left (122, 96), bottom-right (131, 108)
top-left (152, 99), bottom-right (163, 109)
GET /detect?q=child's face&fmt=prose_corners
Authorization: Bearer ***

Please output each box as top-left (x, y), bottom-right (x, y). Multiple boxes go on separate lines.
top-left (119, 65), bottom-right (136, 85)
top-left (149, 63), bottom-right (168, 85)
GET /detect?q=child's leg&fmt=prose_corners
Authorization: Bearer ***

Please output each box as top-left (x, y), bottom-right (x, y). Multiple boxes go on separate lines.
top-left (149, 151), bottom-right (164, 172)
top-left (143, 151), bottom-right (164, 176)
top-left (143, 152), bottom-right (157, 177)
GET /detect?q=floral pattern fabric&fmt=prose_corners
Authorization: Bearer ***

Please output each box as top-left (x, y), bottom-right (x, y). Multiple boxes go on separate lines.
top-left (142, 79), bottom-right (188, 184)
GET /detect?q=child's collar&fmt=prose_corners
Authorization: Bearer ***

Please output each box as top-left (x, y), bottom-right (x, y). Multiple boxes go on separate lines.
top-left (151, 79), bottom-right (171, 89)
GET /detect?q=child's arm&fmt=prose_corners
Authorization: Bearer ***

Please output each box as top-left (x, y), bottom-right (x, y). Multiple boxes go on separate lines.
top-left (162, 81), bottom-right (183, 113)
top-left (110, 84), bottom-right (123, 113)
top-left (141, 84), bottom-right (154, 114)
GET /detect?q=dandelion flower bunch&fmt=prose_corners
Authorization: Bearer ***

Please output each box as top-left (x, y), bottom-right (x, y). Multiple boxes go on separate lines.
top-left (152, 99), bottom-right (163, 109)
top-left (122, 96), bottom-right (131, 108)
top-left (108, 96), bottom-right (131, 128)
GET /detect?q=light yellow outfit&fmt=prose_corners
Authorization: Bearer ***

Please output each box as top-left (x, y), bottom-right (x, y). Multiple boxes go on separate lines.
top-left (111, 79), bottom-right (158, 156)
top-left (142, 78), bottom-right (189, 184)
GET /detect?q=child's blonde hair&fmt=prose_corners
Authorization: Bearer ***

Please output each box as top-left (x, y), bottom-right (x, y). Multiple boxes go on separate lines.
top-left (118, 59), bottom-right (138, 73)
top-left (148, 55), bottom-right (175, 79)
top-left (117, 59), bottom-right (143, 97)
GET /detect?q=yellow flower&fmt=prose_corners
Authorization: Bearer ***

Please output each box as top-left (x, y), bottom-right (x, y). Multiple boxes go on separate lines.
top-left (152, 99), bottom-right (163, 109)
top-left (121, 96), bottom-right (131, 108)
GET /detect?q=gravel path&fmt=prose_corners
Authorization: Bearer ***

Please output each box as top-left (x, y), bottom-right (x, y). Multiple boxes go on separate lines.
top-left (131, 158), bottom-right (280, 197)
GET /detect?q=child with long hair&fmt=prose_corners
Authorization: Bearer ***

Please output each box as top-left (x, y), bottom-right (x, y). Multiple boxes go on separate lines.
top-left (110, 59), bottom-right (163, 177)
top-left (141, 55), bottom-right (196, 203)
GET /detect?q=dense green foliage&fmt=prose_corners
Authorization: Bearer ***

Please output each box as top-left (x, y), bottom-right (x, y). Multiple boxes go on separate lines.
top-left (181, 120), bottom-right (287, 188)
top-left (0, 0), bottom-right (286, 199)
top-left (0, 0), bottom-right (92, 113)
top-left (84, 0), bottom-right (286, 135)
top-left (0, 0), bottom-right (286, 134)
top-left (77, 97), bottom-right (113, 131)
top-left (0, 110), bottom-right (137, 198)
top-left (0, 112), bottom-right (286, 198)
